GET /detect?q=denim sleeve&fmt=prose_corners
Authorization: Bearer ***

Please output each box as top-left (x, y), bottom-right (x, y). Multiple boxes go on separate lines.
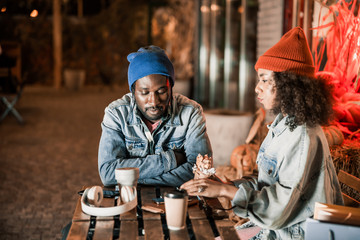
top-left (139, 106), bottom-right (212, 187)
top-left (231, 180), bottom-right (295, 229)
top-left (232, 174), bottom-right (259, 189)
top-left (98, 109), bottom-right (177, 186)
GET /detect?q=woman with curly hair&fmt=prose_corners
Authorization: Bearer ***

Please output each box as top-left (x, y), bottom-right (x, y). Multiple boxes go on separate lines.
top-left (181, 27), bottom-right (344, 239)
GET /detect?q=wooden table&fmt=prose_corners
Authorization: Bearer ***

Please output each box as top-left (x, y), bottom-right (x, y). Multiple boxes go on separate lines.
top-left (67, 185), bottom-right (239, 239)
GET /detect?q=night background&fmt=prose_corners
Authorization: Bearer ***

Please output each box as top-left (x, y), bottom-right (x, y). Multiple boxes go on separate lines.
top-left (0, 0), bottom-right (359, 239)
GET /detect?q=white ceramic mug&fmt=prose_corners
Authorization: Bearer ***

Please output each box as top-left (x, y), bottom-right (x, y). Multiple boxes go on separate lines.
top-left (115, 167), bottom-right (139, 187)
top-left (164, 189), bottom-right (188, 230)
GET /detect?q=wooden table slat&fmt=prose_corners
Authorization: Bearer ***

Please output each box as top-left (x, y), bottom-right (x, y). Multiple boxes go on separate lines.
top-left (215, 219), bottom-right (240, 240)
top-left (93, 221), bottom-right (114, 240)
top-left (187, 202), bottom-right (207, 220)
top-left (143, 219), bottom-right (164, 240)
top-left (72, 197), bottom-right (91, 222)
top-left (140, 186), bottom-right (162, 220)
top-left (119, 220), bottom-right (139, 240)
top-left (67, 221), bottom-right (90, 239)
top-left (140, 186), bottom-right (156, 205)
top-left (191, 219), bottom-right (217, 240)
top-left (119, 207), bottom-right (137, 220)
top-left (169, 228), bottom-right (190, 240)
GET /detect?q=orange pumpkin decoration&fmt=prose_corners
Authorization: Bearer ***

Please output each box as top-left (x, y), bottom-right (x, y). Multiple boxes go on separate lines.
top-left (230, 144), bottom-right (259, 178)
top-left (322, 125), bottom-right (344, 146)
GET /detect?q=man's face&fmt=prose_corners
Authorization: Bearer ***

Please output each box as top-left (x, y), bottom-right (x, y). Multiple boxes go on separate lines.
top-left (134, 74), bottom-right (171, 122)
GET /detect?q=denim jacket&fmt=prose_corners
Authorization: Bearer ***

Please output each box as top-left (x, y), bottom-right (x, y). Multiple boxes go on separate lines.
top-left (98, 93), bottom-right (212, 187)
top-left (231, 114), bottom-right (343, 239)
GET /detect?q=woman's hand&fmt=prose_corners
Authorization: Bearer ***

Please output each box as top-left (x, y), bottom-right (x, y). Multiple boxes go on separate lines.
top-left (180, 178), bottom-right (238, 200)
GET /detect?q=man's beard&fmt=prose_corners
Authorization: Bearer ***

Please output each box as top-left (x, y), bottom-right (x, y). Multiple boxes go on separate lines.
top-left (137, 105), bottom-right (166, 122)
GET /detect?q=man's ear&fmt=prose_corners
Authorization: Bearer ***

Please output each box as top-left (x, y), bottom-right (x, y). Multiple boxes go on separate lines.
top-left (131, 82), bottom-right (136, 94)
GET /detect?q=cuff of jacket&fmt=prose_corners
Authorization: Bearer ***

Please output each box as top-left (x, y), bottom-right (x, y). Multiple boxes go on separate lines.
top-left (231, 187), bottom-right (249, 218)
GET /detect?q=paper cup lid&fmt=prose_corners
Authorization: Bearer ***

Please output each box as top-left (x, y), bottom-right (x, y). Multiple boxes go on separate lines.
top-left (165, 189), bottom-right (188, 199)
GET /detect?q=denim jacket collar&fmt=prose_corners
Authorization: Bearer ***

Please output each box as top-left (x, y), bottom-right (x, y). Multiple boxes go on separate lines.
top-left (126, 93), bottom-right (182, 127)
top-left (267, 114), bottom-right (287, 137)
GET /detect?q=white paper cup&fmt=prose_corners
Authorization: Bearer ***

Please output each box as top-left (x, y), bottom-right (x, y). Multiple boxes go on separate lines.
top-left (164, 189), bottom-right (188, 230)
top-left (115, 168), bottom-right (139, 187)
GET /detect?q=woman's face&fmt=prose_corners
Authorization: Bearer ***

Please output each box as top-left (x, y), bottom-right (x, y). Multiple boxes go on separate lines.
top-left (255, 68), bottom-right (276, 110)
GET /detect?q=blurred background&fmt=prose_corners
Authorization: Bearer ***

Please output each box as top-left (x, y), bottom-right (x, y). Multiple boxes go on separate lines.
top-left (0, 0), bottom-right (359, 239)
top-left (1, 0), bottom-right (320, 111)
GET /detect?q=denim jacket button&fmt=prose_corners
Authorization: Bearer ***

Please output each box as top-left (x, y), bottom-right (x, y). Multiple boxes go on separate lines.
top-left (268, 169), bottom-right (272, 174)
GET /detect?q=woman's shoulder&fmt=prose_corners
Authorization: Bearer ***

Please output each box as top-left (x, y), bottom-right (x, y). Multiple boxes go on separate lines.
top-left (289, 124), bottom-right (324, 140)
top-left (284, 124), bottom-right (327, 152)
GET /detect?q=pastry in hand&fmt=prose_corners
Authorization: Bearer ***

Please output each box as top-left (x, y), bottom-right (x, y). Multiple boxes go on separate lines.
top-left (192, 154), bottom-right (216, 179)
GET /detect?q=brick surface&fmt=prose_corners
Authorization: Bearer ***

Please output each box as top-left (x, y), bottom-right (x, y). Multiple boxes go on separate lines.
top-left (0, 85), bottom-right (127, 240)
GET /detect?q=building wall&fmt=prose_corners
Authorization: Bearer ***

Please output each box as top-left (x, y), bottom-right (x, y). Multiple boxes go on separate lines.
top-left (256, 0), bottom-right (284, 59)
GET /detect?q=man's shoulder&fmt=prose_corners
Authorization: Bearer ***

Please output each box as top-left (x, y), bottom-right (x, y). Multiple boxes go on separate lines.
top-left (107, 93), bottom-right (133, 110)
top-left (173, 93), bottom-right (202, 110)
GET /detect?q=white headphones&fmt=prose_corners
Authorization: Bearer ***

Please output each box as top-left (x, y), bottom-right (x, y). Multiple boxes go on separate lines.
top-left (81, 186), bottom-right (137, 217)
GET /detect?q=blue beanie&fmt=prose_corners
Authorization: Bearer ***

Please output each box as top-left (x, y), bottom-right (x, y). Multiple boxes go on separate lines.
top-left (127, 45), bottom-right (175, 91)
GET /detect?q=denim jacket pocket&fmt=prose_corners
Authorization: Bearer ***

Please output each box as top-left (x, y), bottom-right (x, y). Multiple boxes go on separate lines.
top-left (162, 137), bottom-right (185, 151)
top-left (258, 152), bottom-right (278, 179)
top-left (125, 137), bottom-right (146, 156)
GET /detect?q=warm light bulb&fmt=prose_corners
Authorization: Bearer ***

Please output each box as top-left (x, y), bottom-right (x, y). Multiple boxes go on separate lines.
top-left (210, 4), bottom-right (220, 11)
top-left (1, 7), bottom-right (6, 12)
top-left (200, 5), bottom-right (209, 13)
top-left (30, 9), bottom-right (38, 18)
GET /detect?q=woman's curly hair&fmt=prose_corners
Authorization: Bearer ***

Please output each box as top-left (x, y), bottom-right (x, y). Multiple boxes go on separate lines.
top-left (271, 71), bottom-right (334, 131)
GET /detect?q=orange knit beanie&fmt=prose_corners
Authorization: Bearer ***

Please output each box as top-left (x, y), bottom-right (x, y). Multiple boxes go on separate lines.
top-left (255, 27), bottom-right (315, 78)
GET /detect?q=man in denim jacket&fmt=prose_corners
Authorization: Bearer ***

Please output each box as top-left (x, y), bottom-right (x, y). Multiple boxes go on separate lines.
top-left (98, 46), bottom-right (212, 187)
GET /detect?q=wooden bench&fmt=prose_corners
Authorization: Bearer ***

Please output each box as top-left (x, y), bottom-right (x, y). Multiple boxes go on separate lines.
top-left (337, 170), bottom-right (360, 207)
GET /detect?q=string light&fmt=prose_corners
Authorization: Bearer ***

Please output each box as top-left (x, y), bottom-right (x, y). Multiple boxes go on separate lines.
top-left (30, 9), bottom-right (38, 17)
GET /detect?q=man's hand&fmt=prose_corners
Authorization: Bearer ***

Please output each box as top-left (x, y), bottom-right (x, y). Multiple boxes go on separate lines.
top-left (173, 149), bottom-right (187, 166)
